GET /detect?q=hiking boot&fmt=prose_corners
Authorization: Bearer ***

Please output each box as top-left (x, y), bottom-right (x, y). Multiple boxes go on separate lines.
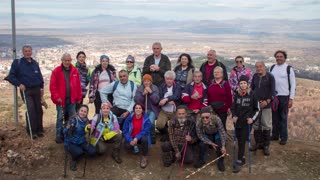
top-left (279, 141), bottom-right (287, 145)
top-left (55, 137), bottom-right (63, 144)
top-left (217, 160), bottom-right (225, 172)
top-left (194, 160), bottom-right (205, 168)
top-left (271, 136), bottom-right (279, 141)
top-left (236, 159), bottom-right (246, 166)
top-left (112, 151), bottom-right (122, 164)
top-left (70, 160), bottom-right (77, 171)
top-left (37, 132), bottom-right (44, 138)
top-left (162, 152), bottom-right (173, 167)
top-left (140, 156), bottom-right (148, 168)
top-left (232, 164), bottom-right (242, 173)
top-left (263, 146), bottom-right (270, 156)
top-left (250, 143), bottom-right (262, 151)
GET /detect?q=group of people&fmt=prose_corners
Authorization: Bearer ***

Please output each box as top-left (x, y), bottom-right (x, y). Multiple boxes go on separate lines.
top-left (7, 43), bottom-right (296, 174)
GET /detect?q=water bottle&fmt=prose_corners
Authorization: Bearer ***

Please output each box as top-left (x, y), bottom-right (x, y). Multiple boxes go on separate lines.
top-left (133, 145), bottom-right (139, 154)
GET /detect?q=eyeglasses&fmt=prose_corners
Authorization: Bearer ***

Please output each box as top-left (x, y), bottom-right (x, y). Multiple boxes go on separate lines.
top-left (201, 116), bottom-right (210, 120)
top-left (126, 61), bottom-right (134, 64)
top-left (236, 61), bottom-right (243, 63)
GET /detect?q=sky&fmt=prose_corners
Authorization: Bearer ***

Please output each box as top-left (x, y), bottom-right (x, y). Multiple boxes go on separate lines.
top-left (1, 0), bottom-right (320, 21)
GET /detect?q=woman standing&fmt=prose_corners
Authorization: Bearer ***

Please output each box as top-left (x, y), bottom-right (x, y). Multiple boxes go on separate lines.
top-left (122, 55), bottom-right (142, 86)
top-left (74, 51), bottom-right (91, 110)
top-left (123, 103), bottom-right (151, 168)
top-left (88, 55), bottom-right (116, 114)
top-left (173, 53), bottom-right (195, 91)
top-left (207, 66), bottom-right (232, 130)
top-left (229, 56), bottom-right (252, 94)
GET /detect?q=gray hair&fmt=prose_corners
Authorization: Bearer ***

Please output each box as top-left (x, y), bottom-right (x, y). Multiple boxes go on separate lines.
top-left (152, 42), bottom-right (162, 48)
top-left (22, 45), bottom-right (32, 51)
top-left (214, 66), bottom-right (223, 73)
top-left (164, 70), bottom-right (176, 79)
top-left (208, 49), bottom-right (216, 54)
top-left (255, 61), bottom-right (266, 67)
top-left (61, 53), bottom-right (72, 60)
top-left (193, 70), bottom-right (203, 77)
top-left (119, 69), bottom-right (129, 75)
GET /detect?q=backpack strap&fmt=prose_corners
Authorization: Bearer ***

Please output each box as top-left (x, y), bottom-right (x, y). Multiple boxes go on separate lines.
top-left (112, 81), bottom-right (120, 92)
top-left (270, 64), bottom-right (275, 72)
top-left (287, 65), bottom-right (291, 94)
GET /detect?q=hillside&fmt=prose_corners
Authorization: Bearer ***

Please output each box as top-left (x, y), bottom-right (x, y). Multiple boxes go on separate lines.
top-left (0, 78), bottom-right (319, 179)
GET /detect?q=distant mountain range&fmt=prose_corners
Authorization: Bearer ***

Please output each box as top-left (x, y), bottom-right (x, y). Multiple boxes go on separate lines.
top-left (1, 13), bottom-right (320, 40)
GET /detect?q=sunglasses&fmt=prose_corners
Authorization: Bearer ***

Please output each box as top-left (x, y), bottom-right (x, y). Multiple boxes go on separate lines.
top-left (236, 61), bottom-right (243, 63)
top-left (201, 116), bottom-right (210, 120)
top-left (126, 61), bottom-right (134, 64)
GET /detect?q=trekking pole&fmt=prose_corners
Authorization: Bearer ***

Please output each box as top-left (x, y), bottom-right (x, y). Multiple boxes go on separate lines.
top-left (248, 124), bottom-right (252, 173)
top-left (232, 123), bottom-right (237, 172)
top-left (61, 105), bottom-right (67, 178)
top-left (179, 135), bottom-right (188, 176)
top-left (22, 91), bottom-right (33, 141)
top-left (145, 94), bottom-right (148, 114)
top-left (185, 153), bottom-right (229, 179)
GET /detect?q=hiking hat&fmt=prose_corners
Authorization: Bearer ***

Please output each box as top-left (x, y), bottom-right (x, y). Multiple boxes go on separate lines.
top-left (143, 74), bottom-right (153, 82)
top-left (239, 75), bottom-right (249, 84)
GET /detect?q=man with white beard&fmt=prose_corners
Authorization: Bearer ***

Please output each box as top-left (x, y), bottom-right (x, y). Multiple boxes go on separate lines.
top-left (160, 106), bottom-right (197, 167)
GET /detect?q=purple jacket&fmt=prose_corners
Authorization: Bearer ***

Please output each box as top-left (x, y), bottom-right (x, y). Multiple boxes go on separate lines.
top-left (134, 84), bottom-right (160, 116)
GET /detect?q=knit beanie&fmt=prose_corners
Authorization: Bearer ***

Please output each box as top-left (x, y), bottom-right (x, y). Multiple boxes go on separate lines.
top-left (200, 106), bottom-right (212, 114)
top-left (143, 74), bottom-right (153, 82)
top-left (239, 75), bottom-right (249, 84)
top-left (100, 55), bottom-right (110, 63)
top-left (126, 55), bottom-right (135, 62)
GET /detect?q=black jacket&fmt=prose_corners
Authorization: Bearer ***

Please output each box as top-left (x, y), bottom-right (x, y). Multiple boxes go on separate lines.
top-left (142, 54), bottom-right (171, 87)
top-left (251, 72), bottom-right (275, 109)
top-left (231, 89), bottom-right (260, 128)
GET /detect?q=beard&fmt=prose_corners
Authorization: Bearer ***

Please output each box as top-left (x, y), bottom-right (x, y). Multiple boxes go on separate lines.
top-left (177, 118), bottom-right (186, 125)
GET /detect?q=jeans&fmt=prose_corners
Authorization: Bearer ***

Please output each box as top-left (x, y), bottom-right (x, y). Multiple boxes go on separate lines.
top-left (198, 133), bottom-right (223, 163)
top-left (272, 96), bottom-right (289, 142)
top-left (56, 98), bottom-right (76, 139)
top-left (65, 143), bottom-right (96, 160)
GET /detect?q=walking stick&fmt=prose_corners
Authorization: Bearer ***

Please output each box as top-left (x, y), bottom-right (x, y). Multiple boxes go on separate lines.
top-left (145, 94), bottom-right (148, 114)
top-left (22, 91), bottom-right (33, 141)
top-left (185, 153), bottom-right (229, 179)
top-left (179, 136), bottom-right (188, 176)
top-left (248, 124), bottom-right (252, 173)
top-left (232, 123), bottom-right (237, 172)
top-left (61, 105), bottom-right (68, 178)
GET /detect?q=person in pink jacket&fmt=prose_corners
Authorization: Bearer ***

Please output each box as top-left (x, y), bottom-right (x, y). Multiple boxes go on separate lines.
top-left (50, 53), bottom-right (82, 144)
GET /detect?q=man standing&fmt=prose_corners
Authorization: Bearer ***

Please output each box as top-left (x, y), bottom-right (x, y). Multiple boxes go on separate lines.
top-left (99, 70), bottom-right (137, 129)
top-left (143, 42), bottom-right (171, 87)
top-left (194, 107), bottom-right (227, 172)
top-left (8, 45), bottom-right (44, 139)
top-left (161, 106), bottom-right (197, 167)
top-left (199, 49), bottom-right (228, 86)
top-left (50, 53), bottom-right (82, 144)
top-left (251, 61), bottom-right (275, 155)
top-left (270, 50), bottom-right (296, 145)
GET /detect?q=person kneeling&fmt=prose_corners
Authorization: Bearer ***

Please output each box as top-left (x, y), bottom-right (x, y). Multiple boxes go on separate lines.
top-left (123, 103), bottom-right (151, 168)
top-left (161, 105), bottom-right (197, 167)
top-left (195, 107), bottom-right (227, 172)
top-left (87, 103), bottom-right (122, 164)
top-left (64, 105), bottom-right (96, 171)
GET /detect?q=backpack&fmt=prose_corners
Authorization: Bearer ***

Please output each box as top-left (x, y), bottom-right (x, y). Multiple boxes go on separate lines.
top-left (133, 67), bottom-right (141, 78)
top-left (112, 80), bottom-right (135, 99)
top-left (4, 58), bottom-right (21, 85)
top-left (209, 80), bottom-right (226, 90)
top-left (270, 64), bottom-right (292, 94)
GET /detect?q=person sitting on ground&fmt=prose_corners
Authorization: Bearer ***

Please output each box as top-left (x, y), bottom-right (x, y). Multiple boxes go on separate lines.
top-left (134, 74), bottom-right (160, 144)
top-left (157, 71), bottom-right (181, 142)
top-left (161, 105), bottom-right (197, 167)
top-left (194, 106), bottom-right (227, 172)
top-left (123, 103), bottom-right (151, 168)
top-left (87, 103), bottom-right (122, 164)
top-left (63, 104), bottom-right (96, 171)
top-left (231, 75), bottom-right (260, 173)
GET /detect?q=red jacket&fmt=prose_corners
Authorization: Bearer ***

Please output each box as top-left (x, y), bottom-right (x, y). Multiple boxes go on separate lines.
top-left (50, 64), bottom-right (82, 106)
top-left (207, 80), bottom-right (232, 114)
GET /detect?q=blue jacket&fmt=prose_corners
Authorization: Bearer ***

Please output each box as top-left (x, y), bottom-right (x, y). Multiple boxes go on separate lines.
top-left (63, 116), bottom-right (88, 146)
top-left (123, 113), bottom-right (151, 146)
top-left (159, 82), bottom-right (181, 106)
top-left (8, 57), bottom-right (44, 88)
